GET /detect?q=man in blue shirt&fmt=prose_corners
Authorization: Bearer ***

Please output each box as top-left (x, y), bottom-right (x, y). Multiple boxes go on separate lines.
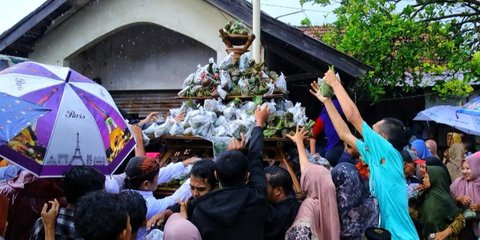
top-left (310, 70), bottom-right (418, 240)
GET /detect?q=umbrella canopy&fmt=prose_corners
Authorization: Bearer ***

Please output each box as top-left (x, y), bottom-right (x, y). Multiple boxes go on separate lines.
top-left (0, 61), bottom-right (135, 177)
top-left (413, 104), bottom-right (480, 136)
top-left (0, 92), bottom-right (50, 145)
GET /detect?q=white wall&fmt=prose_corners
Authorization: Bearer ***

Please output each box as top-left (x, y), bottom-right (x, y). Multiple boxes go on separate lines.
top-left (29, 0), bottom-right (237, 89)
top-left (69, 23), bottom-right (216, 90)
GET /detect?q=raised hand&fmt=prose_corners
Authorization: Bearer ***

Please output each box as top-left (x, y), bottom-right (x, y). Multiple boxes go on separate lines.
top-left (255, 104), bottom-right (270, 127)
top-left (41, 199), bottom-right (59, 230)
top-left (228, 133), bottom-right (246, 150)
top-left (286, 125), bottom-right (308, 145)
top-left (323, 69), bottom-right (339, 86)
top-left (309, 81), bottom-right (329, 103)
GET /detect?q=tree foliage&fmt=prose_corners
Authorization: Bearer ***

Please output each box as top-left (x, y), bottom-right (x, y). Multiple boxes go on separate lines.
top-left (302, 0), bottom-right (479, 102)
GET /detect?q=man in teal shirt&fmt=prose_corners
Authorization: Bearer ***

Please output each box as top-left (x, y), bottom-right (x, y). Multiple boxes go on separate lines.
top-left (310, 71), bottom-right (418, 240)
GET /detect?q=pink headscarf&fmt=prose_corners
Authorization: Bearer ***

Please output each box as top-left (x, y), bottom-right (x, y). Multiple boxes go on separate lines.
top-left (288, 163), bottom-right (340, 240)
top-left (163, 213), bottom-right (202, 240)
top-left (450, 151), bottom-right (480, 236)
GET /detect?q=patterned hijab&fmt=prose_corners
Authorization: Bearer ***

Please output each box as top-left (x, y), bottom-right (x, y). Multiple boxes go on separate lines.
top-left (331, 162), bottom-right (379, 239)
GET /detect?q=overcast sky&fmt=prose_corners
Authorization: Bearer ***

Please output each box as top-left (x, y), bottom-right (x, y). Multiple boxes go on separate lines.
top-left (0, 0), bottom-right (337, 35)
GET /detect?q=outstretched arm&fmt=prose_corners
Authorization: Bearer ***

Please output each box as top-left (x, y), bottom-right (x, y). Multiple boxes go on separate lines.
top-left (323, 70), bottom-right (364, 135)
top-left (310, 82), bottom-right (358, 150)
top-left (286, 126), bottom-right (310, 172)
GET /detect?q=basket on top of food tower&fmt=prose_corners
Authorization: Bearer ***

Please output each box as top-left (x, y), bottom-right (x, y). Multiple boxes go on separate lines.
top-left (219, 20), bottom-right (256, 63)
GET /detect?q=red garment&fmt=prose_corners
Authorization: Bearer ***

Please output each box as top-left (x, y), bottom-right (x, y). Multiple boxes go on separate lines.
top-left (0, 171), bottom-right (64, 240)
top-left (356, 161), bottom-right (370, 180)
top-left (312, 117), bottom-right (324, 138)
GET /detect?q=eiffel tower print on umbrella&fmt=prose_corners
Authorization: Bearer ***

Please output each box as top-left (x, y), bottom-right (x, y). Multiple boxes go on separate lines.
top-left (0, 61), bottom-right (135, 177)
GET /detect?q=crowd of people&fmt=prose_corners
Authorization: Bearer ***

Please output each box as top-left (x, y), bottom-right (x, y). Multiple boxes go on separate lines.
top-left (0, 69), bottom-right (479, 240)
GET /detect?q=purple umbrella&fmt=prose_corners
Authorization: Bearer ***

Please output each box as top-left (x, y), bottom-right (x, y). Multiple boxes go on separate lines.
top-left (0, 61), bottom-right (135, 177)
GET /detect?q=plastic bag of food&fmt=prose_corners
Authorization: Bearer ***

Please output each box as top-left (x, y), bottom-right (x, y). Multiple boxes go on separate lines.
top-left (275, 72), bottom-right (287, 93)
top-left (183, 127), bottom-right (194, 136)
top-left (218, 52), bottom-right (234, 70)
top-left (169, 122), bottom-right (184, 135)
top-left (154, 121), bottom-right (173, 138)
top-left (239, 52), bottom-right (251, 72)
top-left (214, 115), bottom-right (228, 127)
top-left (182, 73), bottom-right (196, 88)
top-left (223, 106), bottom-right (239, 120)
top-left (287, 103), bottom-right (307, 126)
top-left (238, 78), bottom-right (250, 97)
top-left (211, 136), bottom-right (232, 159)
top-left (240, 101), bottom-right (256, 115)
top-left (217, 85), bottom-right (228, 100)
top-left (213, 126), bottom-right (227, 137)
top-left (220, 70), bottom-right (232, 90)
top-left (178, 86), bottom-right (190, 97)
top-left (189, 117), bottom-right (214, 138)
top-left (208, 57), bottom-right (218, 73)
top-left (264, 99), bottom-right (277, 113)
top-left (227, 120), bottom-right (248, 139)
top-left (265, 81), bottom-right (275, 96)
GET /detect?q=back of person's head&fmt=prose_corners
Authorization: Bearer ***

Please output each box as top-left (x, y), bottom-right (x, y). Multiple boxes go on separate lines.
top-left (64, 166), bottom-right (105, 205)
top-left (124, 156), bottom-right (160, 190)
top-left (378, 118), bottom-right (406, 152)
top-left (364, 227), bottom-right (391, 240)
top-left (190, 159), bottom-right (217, 189)
top-left (215, 150), bottom-right (249, 187)
top-left (264, 165), bottom-right (294, 197)
top-left (75, 191), bottom-right (130, 240)
top-left (117, 191), bottom-right (146, 234)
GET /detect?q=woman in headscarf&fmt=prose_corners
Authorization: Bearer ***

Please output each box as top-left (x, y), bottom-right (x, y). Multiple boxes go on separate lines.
top-left (416, 165), bottom-right (465, 240)
top-left (450, 152), bottom-right (480, 239)
top-left (286, 127), bottom-right (340, 240)
top-left (163, 213), bottom-right (201, 240)
top-left (445, 143), bottom-right (466, 181)
top-left (331, 162), bottom-right (379, 239)
top-left (411, 139), bottom-right (433, 159)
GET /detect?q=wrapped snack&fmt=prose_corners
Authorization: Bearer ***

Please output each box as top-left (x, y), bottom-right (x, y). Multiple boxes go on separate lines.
top-left (264, 99), bottom-right (277, 113)
top-left (241, 101), bottom-right (256, 115)
top-left (219, 70), bottom-right (232, 90)
top-left (239, 78), bottom-right (249, 96)
top-left (183, 127), bottom-right (194, 136)
top-left (219, 53), bottom-right (234, 70)
top-left (227, 120), bottom-right (248, 139)
top-left (211, 136), bottom-right (232, 159)
top-left (287, 103), bottom-right (307, 126)
top-left (178, 86), bottom-right (190, 97)
top-left (223, 106), bottom-right (238, 120)
top-left (214, 115), bottom-right (228, 127)
top-left (213, 126), bottom-right (227, 137)
top-left (204, 98), bottom-right (225, 113)
top-left (169, 122), bottom-right (184, 135)
top-left (239, 52), bottom-right (251, 72)
top-left (264, 81), bottom-right (275, 96)
top-left (182, 73), bottom-right (196, 88)
top-left (217, 85), bottom-right (228, 99)
top-left (275, 72), bottom-right (287, 93)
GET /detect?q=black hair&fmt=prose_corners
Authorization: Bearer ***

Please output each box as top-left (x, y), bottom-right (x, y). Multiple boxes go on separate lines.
top-left (401, 150), bottom-right (413, 163)
top-left (117, 191), bottom-right (147, 233)
top-left (215, 150), bottom-right (249, 187)
top-left (190, 159), bottom-right (217, 189)
top-left (124, 156), bottom-right (160, 190)
top-left (378, 118), bottom-right (407, 152)
top-left (74, 191), bottom-right (128, 240)
top-left (63, 166), bottom-right (105, 205)
top-left (264, 166), bottom-right (294, 196)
